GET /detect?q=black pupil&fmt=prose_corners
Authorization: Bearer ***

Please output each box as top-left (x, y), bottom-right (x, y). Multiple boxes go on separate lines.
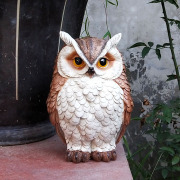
top-left (99, 58), bottom-right (107, 66)
top-left (75, 57), bottom-right (83, 65)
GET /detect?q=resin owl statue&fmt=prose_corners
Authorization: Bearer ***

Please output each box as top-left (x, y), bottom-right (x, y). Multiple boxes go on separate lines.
top-left (47, 31), bottom-right (133, 163)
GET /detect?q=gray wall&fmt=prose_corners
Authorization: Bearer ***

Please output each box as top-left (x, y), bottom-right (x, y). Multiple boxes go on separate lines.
top-left (81, 0), bottom-right (180, 150)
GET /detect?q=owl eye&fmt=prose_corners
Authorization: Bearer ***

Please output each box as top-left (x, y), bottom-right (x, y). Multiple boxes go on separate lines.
top-left (73, 57), bottom-right (85, 68)
top-left (97, 58), bottom-right (109, 68)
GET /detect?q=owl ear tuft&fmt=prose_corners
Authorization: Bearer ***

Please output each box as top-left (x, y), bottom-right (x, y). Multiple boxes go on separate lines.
top-left (92, 33), bottom-right (122, 66)
top-left (100, 33), bottom-right (122, 55)
top-left (60, 31), bottom-right (75, 46)
top-left (59, 31), bottom-right (91, 66)
top-left (107, 33), bottom-right (122, 48)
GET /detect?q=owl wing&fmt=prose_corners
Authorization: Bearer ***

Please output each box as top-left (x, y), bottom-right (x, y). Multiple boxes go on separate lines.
top-left (46, 56), bottom-right (67, 143)
top-left (114, 63), bottom-right (134, 144)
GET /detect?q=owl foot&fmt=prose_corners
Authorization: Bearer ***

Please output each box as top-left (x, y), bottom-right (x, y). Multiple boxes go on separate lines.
top-left (91, 150), bottom-right (117, 162)
top-left (65, 150), bottom-right (90, 163)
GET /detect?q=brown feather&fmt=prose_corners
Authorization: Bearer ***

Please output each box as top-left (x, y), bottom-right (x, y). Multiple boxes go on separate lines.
top-left (114, 63), bottom-right (134, 144)
top-left (46, 55), bottom-right (67, 143)
top-left (75, 37), bottom-right (107, 65)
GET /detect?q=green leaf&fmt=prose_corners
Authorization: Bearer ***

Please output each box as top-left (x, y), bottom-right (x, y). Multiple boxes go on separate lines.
top-left (172, 156), bottom-right (180, 165)
top-left (156, 44), bottom-right (163, 49)
top-left (166, 18), bottom-right (180, 29)
top-left (156, 43), bottom-right (171, 49)
top-left (130, 159), bottom-right (149, 179)
top-left (84, 15), bottom-right (90, 37)
top-left (141, 149), bottom-right (153, 166)
top-left (146, 114), bottom-right (155, 123)
top-left (157, 132), bottom-right (170, 143)
top-left (107, 0), bottom-right (116, 6)
top-left (130, 144), bottom-right (150, 158)
top-left (105, 0), bottom-right (108, 7)
top-left (103, 31), bottom-right (111, 39)
top-left (128, 42), bottom-right (147, 49)
top-left (162, 105), bottom-right (172, 123)
top-left (116, 0), bottom-right (118, 6)
top-left (160, 146), bottom-right (175, 155)
top-left (166, 0), bottom-right (179, 8)
top-left (122, 136), bottom-right (132, 158)
top-left (148, 41), bottom-right (154, 47)
top-left (172, 166), bottom-right (180, 171)
top-left (156, 49), bottom-right (161, 60)
top-left (162, 169), bottom-right (168, 179)
top-left (149, 0), bottom-right (161, 3)
top-left (167, 74), bottom-right (177, 81)
top-left (131, 117), bottom-right (142, 121)
top-left (156, 114), bottom-right (164, 120)
top-left (170, 134), bottom-right (180, 142)
top-left (163, 43), bottom-right (171, 47)
top-left (142, 47), bottom-right (151, 58)
top-left (178, 23), bottom-right (180, 29)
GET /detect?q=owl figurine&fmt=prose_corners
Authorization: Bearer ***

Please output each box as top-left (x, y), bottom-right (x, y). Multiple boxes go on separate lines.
top-left (47, 31), bottom-right (133, 163)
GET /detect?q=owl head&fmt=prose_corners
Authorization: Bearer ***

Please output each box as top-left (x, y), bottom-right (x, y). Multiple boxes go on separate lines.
top-left (57, 31), bottom-right (123, 79)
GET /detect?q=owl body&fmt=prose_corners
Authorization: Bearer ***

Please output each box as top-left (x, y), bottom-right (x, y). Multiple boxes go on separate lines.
top-left (47, 31), bottom-right (133, 163)
top-left (56, 76), bottom-right (124, 153)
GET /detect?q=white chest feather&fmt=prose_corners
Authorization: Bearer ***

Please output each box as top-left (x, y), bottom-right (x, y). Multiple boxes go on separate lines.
top-left (56, 77), bottom-right (124, 151)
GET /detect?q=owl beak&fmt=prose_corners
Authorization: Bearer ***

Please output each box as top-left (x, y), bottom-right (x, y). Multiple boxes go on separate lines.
top-left (87, 67), bottom-right (95, 77)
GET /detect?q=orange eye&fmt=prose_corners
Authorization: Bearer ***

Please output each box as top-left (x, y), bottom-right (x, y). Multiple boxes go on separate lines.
top-left (73, 57), bottom-right (85, 68)
top-left (97, 58), bottom-right (109, 68)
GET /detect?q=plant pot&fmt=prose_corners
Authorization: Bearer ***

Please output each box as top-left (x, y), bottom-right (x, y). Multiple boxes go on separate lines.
top-left (0, 0), bottom-right (87, 145)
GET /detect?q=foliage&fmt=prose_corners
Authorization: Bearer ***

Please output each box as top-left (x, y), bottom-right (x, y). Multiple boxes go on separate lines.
top-left (124, 98), bottom-right (180, 180)
top-left (123, 136), bottom-right (153, 179)
top-left (105, 0), bottom-right (118, 7)
top-left (125, 1), bottom-right (180, 179)
top-left (146, 99), bottom-right (180, 179)
top-left (149, 0), bottom-right (179, 8)
top-left (81, 10), bottom-right (90, 37)
top-left (128, 42), bottom-right (170, 59)
top-left (81, 0), bottom-right (119, 39)
top-left (162, 17), bottom-right (180, 29)
top-left (128, 0), bottom-right (180, 89)
top-left (104, 0), bottom-right (119, 39)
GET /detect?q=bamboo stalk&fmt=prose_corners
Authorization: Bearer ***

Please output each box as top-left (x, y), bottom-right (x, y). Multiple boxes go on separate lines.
top-left (15, 0), bottom-right (21, 100)
top-left (161, 0), bottom-right (180, 90)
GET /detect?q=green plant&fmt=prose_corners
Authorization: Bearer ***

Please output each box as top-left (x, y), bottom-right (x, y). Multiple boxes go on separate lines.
top-left (128, 0), bottom-right (180, 90)
top-left (103, 0), bottom-right (118, 39)
top-left (123, 136), bottom-right (153, 179)
top-left (125, 1), bottom-right (180, 178)
top-left (146, 99), bottom-right (180, 179)
top-left (81, 9), bottom-right (91, 37)
top-left (81, 0), bottom-right (119, 39)
top-left (124, 98), bottom-right (180, 180)
top-left (125, 2), bottom-right (180, 178)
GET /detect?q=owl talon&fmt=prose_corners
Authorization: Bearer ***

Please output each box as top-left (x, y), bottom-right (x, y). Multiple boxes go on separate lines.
top-left (66, 150), bottom-right (90, 163)
top-left (65, 150), bottom-right (73, 162)
top-left (102, 152), bottom-right (111, 162)
top-left (92, 150), bottom-right (116, 162)
top-left (73, 151), bottom-right (82, 163)
top-left (111, 150), bottom-right (117, 160)
top-left (82, 152), bottom-right (91, 162)
top-left (92, 151), bottom-right (102, 161)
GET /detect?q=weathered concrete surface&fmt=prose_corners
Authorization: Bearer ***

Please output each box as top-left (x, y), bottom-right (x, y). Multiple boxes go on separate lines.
top-left (0, 135), bottom-right (133, 180)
